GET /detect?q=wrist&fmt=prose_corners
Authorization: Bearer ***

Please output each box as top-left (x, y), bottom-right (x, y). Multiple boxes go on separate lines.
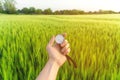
top-left (48, 58), bottom-right (61, 68)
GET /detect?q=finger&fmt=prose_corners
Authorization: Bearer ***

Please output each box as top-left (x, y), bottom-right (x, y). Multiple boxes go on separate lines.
top-left (48, 36), bottom-right (55, 46)
top-left (62, 33), bottom-right (67, 38)
top-left (61, 40), bottom-right (68, 47)
top-left (61, 43), bottom-right (70, 52)
top-left (64, 48), bottom-right (70, 55)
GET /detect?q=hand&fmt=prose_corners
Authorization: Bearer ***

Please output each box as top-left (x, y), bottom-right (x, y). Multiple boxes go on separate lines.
top-left (46, 34), bottom-right (70, 67)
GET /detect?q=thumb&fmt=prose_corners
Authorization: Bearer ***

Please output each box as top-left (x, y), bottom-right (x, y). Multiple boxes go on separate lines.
top-left (62, 33), bottom-right (67, 38)
top-left (48, 36), bottom-right (55, 46)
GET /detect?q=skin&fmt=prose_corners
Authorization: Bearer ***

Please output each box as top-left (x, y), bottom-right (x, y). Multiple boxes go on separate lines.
top-left (36, 34), bottom-right (70, 80)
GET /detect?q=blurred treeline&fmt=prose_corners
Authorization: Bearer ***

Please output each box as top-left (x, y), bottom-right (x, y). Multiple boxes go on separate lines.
top-left (0, 0), bottom-right (120, 15)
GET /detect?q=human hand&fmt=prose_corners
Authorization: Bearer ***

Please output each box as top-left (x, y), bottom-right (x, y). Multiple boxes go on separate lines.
top-left (46, 34), bottom-right (70, 67)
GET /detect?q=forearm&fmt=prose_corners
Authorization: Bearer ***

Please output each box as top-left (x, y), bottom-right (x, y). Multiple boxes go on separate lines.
top-left (36, 59), bottom-right (60, 80)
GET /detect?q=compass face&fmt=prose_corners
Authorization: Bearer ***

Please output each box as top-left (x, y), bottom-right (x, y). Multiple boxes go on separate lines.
top-left (55, 34), bottom-right (64, 44)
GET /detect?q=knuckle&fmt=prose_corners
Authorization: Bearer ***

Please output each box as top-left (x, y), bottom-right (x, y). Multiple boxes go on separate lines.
top-left (67, 48), bottom-right (70, 53)
top-left (65, 44), bottom-right (69, 48)
top-left (68, 49), bottom-right (70, 52)
top-left (68, 43), bottom-right (70, 47)
top-left (67, 44), bottom-right (70, 47)
top-left (65, 46), bottom-right (68, 49)
top-left (65, 40), bottom-right (68, 42)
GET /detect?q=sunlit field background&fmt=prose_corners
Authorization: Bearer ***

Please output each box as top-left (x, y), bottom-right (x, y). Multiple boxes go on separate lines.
top-left (0, 14), bottom-right (120, 80)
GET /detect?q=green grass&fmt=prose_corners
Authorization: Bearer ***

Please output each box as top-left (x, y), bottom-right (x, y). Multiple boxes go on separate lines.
top-left (0, 14), bottom-right (120, 80)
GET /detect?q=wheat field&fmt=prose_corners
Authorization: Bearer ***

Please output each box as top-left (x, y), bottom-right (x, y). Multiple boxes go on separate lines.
top-left (0, 14), bottom-right (120, 80)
